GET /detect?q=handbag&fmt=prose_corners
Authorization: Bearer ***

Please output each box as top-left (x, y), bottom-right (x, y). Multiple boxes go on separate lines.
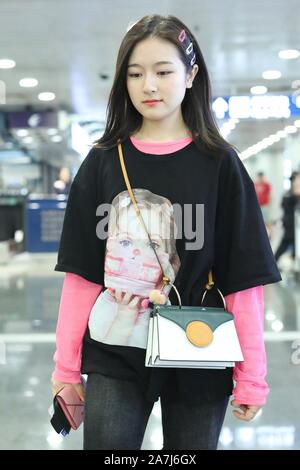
top-left (50, 386), bottom-right (84, 435)
top-left (145, 290), bottom-right (244, 369)
top-left (117, 141), bottom-right (244, 369)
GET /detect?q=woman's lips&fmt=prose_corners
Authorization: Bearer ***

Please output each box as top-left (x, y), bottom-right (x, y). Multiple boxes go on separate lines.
top-left (143, 100), bottom-right (162, 106)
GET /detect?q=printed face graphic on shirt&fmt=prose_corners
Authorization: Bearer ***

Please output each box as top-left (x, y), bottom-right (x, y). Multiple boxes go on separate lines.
top-left (104, 189), bottom-right (180, 297)
top-left (105, 205), bottom-right (172, 296)
top-left (88, 188), bottom-right (181, 348)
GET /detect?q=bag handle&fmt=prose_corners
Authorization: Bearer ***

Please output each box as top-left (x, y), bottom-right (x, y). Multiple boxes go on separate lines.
top-left (117, 141), bottom-right (226, 309)
top-left (202, 270), bottom-right (226, 309)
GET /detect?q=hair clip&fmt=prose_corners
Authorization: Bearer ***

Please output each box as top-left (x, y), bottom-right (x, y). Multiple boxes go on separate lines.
top-left (186, 42), bottom-right (193, 55)
top-left (178, 29), bottom-right (196, 67)
top-left (190, 53), bottom-right (196, 66)
top-left (178, 29), bottom-right (186, 43)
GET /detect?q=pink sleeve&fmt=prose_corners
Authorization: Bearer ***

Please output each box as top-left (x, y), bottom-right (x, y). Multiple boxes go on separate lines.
top-left (225, 285), bottom-right (269, 406)
top-left (52, 273), bottom-right (103, 383)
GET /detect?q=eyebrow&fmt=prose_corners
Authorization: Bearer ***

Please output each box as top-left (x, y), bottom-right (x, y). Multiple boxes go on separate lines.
top-left (127, 61), bottom-right (174, 69)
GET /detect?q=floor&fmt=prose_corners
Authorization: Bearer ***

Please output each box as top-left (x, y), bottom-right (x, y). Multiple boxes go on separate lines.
top-left (0, 244), bottom-right (300, 450)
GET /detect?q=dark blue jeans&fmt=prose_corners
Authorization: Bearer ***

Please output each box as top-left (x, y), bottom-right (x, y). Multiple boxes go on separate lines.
top-left (83, 373), bottom-right (229, 450)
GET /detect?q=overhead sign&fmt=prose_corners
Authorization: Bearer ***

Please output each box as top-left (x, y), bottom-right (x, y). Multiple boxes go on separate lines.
top-left (212, 95), bottom-right (300, 120)
top-left (7, 111), bottom-right (58, 129)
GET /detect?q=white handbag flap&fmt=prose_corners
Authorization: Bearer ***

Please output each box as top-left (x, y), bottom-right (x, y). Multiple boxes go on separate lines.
top-left (156, 314), bottom-right (244, 363)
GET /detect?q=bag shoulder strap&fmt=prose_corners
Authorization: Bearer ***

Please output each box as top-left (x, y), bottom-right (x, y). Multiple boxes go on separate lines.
top-left (117, 141), bottom-right (169, 285)
top-left (117, 141), bottom-right (217, 304)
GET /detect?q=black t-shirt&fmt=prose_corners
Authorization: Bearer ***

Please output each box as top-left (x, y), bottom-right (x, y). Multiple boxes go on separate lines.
top-left (55, 137), bottom-right (281, 403)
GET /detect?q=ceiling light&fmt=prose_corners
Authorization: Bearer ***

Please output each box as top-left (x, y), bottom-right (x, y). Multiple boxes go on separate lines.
top-left (16, 129), bottom-right (29, 137)
top-left (38, 92), bottom-right (56, 102)
top-left (269, 134), bottom-right (280, 142)
top-left (51, 135), bottom-right (62, 143)
top-left (284, 125), bottom-right (297, 133)
top-left (223, 121), bottom-right (235, 130)
top-left (266, 311), bottom-right (276, 321)
top-left (271, 320), bottom-right (284, 332)
top-left (19, 78), bottom-right (38, 88)
top-left (241, 125), bottom-right (291, 160)
top-left (47, 128), bottom-right (58, 136)
top-left (260, 141), bottom-right (269, 149)
top-left (264, 137), bottom-right (274, 145)
top-left (276, 130), bottom-right (288, 138)
top-left (250, 86), bottom-right (268, 95)
top-left (0, 59), bottom-right (16, 69)
top-left (278, 49), bottom-right (300, 60)
top-left (262, 70), bottom-right (282, 80)
top-left (23, 136), bottom-right (34, 144)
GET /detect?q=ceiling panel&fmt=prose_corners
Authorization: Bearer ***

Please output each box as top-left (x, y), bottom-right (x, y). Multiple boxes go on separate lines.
top-left (0, 0), bottom-right (299, 153)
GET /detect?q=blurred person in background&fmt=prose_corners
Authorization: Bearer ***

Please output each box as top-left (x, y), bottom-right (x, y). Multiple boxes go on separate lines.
top-left (254, 171), bottom-right (272, 238)
top-left (53, 167), bottom-right (72, 195)
top-left (275, 172), bottom-right (300, 267)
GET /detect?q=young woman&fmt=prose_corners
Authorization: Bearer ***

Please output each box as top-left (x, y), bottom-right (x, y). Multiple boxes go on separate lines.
top-left (52, 14), bottom-right (281, 450)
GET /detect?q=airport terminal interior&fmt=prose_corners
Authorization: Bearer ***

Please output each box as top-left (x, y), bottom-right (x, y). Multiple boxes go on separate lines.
top-left (1, 0), bottom-right (300, 450)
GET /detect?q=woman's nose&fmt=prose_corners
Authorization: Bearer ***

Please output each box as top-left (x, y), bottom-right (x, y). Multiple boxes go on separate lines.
top-left (143, 75), bottom-right (157, 93)
top-left (133, 248), bottom-right (141, 256)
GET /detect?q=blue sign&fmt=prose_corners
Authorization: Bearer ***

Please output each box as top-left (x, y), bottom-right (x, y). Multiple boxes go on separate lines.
top-left (212, 95), bottom-right (300, 120)
top-left (26, 196), bottom-right (67, 252)
top-left (7, 111), bottom-right (58, 129)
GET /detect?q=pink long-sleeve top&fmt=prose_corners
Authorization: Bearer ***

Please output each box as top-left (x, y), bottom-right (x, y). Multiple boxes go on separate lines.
top-left (53, 136), bottom-right (269, 405)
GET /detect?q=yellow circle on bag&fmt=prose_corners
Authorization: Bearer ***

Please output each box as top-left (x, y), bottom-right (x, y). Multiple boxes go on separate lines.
top-left (186, 321), bottom-right (213, 347)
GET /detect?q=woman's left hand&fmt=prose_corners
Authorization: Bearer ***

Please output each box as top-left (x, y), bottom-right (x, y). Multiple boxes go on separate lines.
top-left (231, 400), bottom-right (262, 421)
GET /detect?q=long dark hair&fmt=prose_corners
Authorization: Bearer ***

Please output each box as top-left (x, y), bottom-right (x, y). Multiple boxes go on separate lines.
top-left (94, 14), bottom-right (234, 155)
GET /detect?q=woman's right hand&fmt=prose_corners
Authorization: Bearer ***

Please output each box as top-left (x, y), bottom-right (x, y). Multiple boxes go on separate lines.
top-left (51, 378), bottom-right (85, 402)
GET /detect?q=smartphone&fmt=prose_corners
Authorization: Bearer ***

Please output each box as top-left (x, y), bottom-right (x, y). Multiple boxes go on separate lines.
top-left (50, 396), bottom-right (72, 436)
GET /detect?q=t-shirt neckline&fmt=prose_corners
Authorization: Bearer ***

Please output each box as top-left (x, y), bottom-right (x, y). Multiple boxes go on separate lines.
top-left (127, 135), bottom-right (194, 161)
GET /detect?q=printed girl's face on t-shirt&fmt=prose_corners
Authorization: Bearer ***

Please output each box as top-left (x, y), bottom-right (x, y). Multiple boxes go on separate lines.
top-left (105, 205), bottom-right (172, 285)
top-left (126, 36), bottom-right (194, 124)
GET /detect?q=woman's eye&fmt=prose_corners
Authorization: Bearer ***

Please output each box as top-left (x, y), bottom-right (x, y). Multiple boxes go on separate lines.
top-left (128, 71), bottom-right (172, 78)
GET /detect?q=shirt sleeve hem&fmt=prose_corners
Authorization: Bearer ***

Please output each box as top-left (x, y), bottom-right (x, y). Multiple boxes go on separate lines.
top-left (222, 274), bottom-right (282, 296)
top-left (54, 263), bottom-right (104, 285)
top-left (52, 369), bottom-right (82, 384)
top-left (232, 392), bottom-right (267, 406)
